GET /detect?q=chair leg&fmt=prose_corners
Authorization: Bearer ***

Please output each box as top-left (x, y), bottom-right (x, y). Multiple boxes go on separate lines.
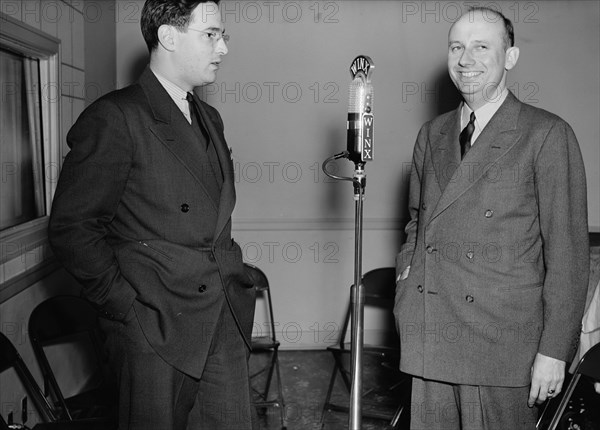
top-left (320, 351), bottom-right (352, 424)
top-left (251, 348), bottom-right (287, 429)
top-left (335, 353), bottom-right (351, 392)
top-left (251, 351), bottom-right (275, 402)
top-left (320, 359), bottom-right (340, 424)
top-left (262, 352), bottom-right (277, 401)
top-left (272, 350), bottom-right (287, 429)
top-left (15, 360), bottom-right (57, 422)
top-left (390, 405), bottom-right (404, 428)
top-left (545, 374), bottom-right (581, 430)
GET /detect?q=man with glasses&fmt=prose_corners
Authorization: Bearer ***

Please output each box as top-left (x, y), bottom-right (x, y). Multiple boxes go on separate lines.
top-left (48, 1), bottom-right (257, 429)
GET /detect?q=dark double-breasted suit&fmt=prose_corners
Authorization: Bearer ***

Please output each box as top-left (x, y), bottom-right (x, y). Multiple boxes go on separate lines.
top-left (394, 92), bottom-right (589, 387)
top-left (48, 68), bottom-right (255, 379)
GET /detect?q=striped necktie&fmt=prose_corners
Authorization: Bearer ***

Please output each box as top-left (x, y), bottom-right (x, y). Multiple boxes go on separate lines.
top-left (460, 111), bottom-right (476, 159)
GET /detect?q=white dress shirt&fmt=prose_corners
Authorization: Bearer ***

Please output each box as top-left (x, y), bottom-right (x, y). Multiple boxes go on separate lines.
top-left (151, 69), bottom-right (193, 124)
top-left (461, 88), bottom-right (509, 145)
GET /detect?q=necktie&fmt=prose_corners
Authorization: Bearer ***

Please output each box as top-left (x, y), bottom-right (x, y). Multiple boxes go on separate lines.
top-left (186, 92), bottom-right (210, 149)
top-left (460, 111), bottom-right (476, 159)
top-left (186, 92), bottom-right (223, 188)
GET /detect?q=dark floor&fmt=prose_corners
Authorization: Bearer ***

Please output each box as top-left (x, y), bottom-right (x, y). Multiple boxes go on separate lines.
top-left (249, 350), bottom-right (600, 430)
top-left (249, 349), bottom-right (409, 430)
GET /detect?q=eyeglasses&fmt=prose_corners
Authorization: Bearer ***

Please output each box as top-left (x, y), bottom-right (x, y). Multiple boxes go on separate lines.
top-left (186, 28), bottom-right (230, 44)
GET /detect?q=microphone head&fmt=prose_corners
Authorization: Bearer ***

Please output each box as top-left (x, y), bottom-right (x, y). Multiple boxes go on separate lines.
top-left (347, 56), bottom-right (375, 164)
top-left (348, 78), bottom-right (374, 115)
top-left (348, 77), bottom-right (373, 114)
top-left (348, 55), bottom-right (374, 115)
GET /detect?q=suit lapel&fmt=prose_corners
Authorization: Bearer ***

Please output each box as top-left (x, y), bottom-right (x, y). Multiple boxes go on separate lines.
top-left (192, 91), bottom-right (236, 241)
top-left (140, 69), bottom-right (220, 212)
top-left (427, 92), bottom-right (523, 225)
top-left (431, 108), bottom-right (461, 194)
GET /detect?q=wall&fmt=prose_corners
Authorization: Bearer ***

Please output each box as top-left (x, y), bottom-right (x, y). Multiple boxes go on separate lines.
top-left (84, 0), bottom-right (116, 104)
top-left (0, 0), bottom-right (116, 426)
top-left (115, 1), bottom-right (599, 349)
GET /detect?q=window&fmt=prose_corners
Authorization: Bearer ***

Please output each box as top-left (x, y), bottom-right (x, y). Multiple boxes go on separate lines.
top-left (0, 13), bottom-right (60, 302)
top-left (1, 49), bottom-right (45, 230)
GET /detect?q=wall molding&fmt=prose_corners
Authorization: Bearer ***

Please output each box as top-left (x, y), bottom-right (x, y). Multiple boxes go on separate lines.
top-left (0, 258), bottom-right (59, 304)
top-left (232, 217), bottom-right (406, 231)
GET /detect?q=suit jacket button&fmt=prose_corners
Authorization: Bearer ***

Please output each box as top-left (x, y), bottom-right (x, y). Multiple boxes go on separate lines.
top-left (198, 284), bottom-right (207, 293)
top-left (465, 295), bottom-right (474, 303)
top-left (426, 245), bottom-right (435, 254)
top-left (181, 203), bottom-right (190, 213)
top-left (484, 209), bottom-right (494, 218)
top-left (466, 251), bottom-right (474, 259)
top-left (421, 203), bottom-right (427, 210)
top-left (417, 285), bottom-right (424, 293)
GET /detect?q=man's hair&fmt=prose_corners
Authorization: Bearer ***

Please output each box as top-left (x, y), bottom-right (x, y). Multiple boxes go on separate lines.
top-left (141, 0), bottom-right (220, 52)
top-left (467, 6), bottom-right (515, 50)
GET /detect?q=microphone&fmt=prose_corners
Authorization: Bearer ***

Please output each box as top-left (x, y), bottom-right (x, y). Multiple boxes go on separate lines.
top-left (347, 55), bottom-right (374, 164)
top-left (320, 57), bottom-right (377, 429)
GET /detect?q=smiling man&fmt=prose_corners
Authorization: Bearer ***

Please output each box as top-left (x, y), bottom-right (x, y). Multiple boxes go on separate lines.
top-left (394, 7), bottom-right (589, 430)
top-left (48, 1), bottom-right (257, 429)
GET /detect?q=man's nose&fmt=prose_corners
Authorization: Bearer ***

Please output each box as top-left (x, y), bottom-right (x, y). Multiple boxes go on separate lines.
top-left (216, 38), bottom-right (228, 56)
top-left (459, 49), bottom-right (474, 66)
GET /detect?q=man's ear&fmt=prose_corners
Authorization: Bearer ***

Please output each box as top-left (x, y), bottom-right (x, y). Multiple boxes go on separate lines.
top-left (505, 46), bottom-right (520, 70)
top-left (157, 24), bottom-right (177, 52)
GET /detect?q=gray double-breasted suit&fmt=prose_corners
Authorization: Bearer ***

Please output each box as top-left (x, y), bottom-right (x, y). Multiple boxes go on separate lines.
top-left (394, 92), bottom-right (589, 387)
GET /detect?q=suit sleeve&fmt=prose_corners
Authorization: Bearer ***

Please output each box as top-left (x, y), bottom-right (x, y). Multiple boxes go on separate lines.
top-left (535, 119), bottom-right (589, 361)
top-left (48, 98), bottom-right (137, 321)
top-left (396, 125), bottom-right (427, 276)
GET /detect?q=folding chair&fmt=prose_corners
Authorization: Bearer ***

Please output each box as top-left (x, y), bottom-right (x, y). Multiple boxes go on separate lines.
top-left (28, 295), bottom-right (117, 426)
top-left (536, 341), bottom-right (600, 430)
top-left (0, 331), bottom-right (56, 423)
top-left (321, 267), bottom-right (408, 427)
top-left (245, 263), bottom-right (287, 429)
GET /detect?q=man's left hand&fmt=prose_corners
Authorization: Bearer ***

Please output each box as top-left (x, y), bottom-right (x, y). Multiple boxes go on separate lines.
top-left (528, 353), bottom-right (565, 407)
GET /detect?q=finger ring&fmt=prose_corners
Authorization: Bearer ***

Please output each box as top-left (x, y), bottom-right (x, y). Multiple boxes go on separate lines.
top-left (548, 389), bottom-right (555, 394)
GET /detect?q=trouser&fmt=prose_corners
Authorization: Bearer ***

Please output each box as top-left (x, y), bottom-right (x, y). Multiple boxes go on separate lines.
top-left (409, 376), bottom-right (538, 430)
top-left (100, 300), bottom-right (257, 430)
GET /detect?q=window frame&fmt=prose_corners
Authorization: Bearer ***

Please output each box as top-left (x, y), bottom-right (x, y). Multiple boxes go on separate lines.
top-left (0, 13), bottom-right (61, 303)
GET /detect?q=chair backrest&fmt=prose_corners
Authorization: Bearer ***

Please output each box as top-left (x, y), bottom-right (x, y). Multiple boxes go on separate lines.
top-left (29, 296), bottom-right (102, 343)
top-left (362, 267), bottom-right (397, 303)
top-left (28, 295), bottom-right (110, 420)
top-left (244, 263), bottom-right (277, 343)
top-left (0, 332), bottom-right (56, 423)
top-left (338, 267), bottom-right (398, 349)
top-left (576, 341), bottom-right (600, 380)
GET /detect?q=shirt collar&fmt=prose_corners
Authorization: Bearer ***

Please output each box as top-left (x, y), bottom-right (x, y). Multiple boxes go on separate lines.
top-left (151, 69), bottom-right (192, 122)
top-left (461, 88), bottom-right (509, 135)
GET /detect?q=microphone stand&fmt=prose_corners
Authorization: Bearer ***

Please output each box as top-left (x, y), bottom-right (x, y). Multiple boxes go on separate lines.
top-left (323, 54), bottom-right (374, 430)
top-left (322, 154), bottom-right (367, 430)
top-left (349, 162), bottom-right (366, 430)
